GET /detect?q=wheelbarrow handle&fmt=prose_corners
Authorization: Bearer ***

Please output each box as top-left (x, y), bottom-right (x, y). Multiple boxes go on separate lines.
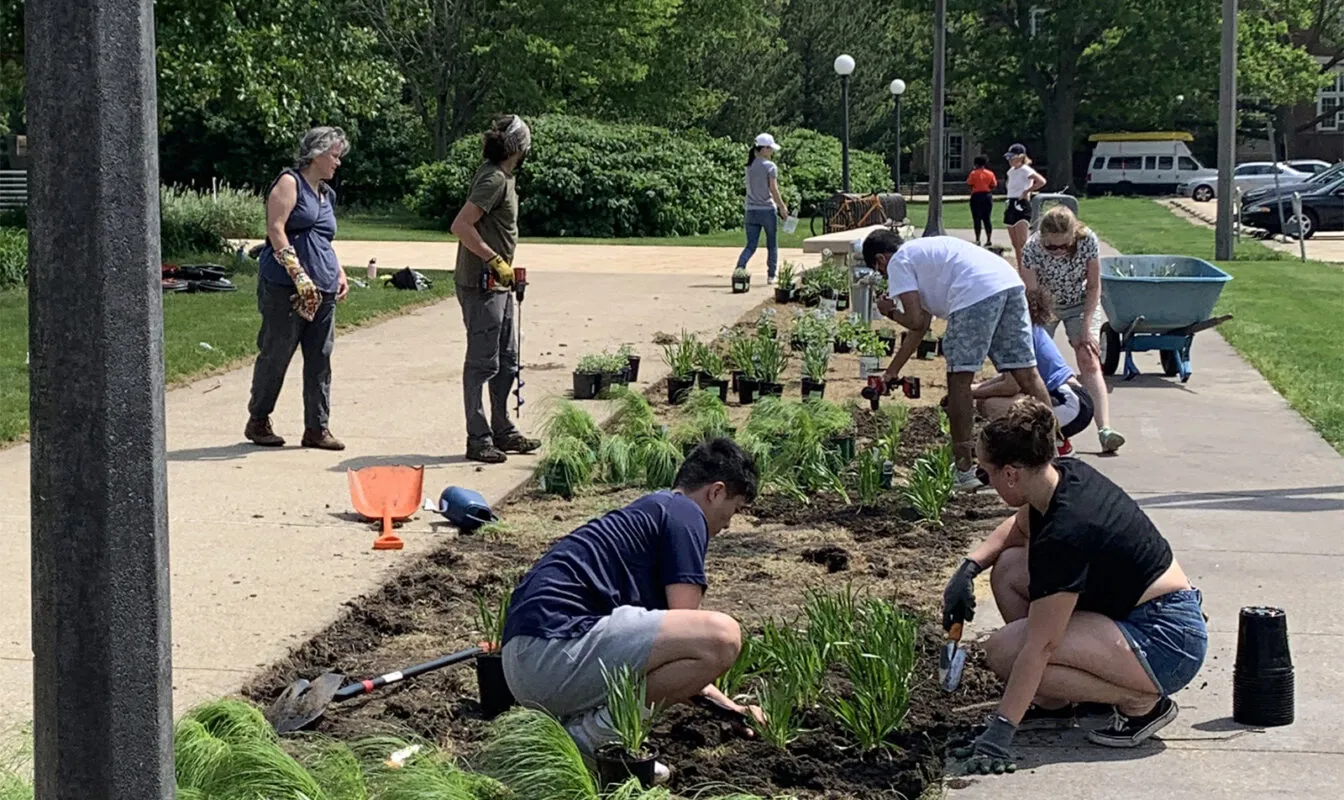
top-left (333, 645), bottom-right (485, 702)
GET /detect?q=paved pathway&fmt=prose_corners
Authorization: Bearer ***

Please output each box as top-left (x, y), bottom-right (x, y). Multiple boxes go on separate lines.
top-left (1167, 197), bottom-right (1344, 263)
top-left (951, 239), bottom-right (1344, 798)
top-left (0, 243), bottom-right (782, 729)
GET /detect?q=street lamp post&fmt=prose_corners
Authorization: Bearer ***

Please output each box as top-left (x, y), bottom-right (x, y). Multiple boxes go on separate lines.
top-left (924, 0), bottom-right (947, 237)
top-left (835, 54), bottom-right (856, 193)
top-left (1216, 0), bottom-right (1237, 260)
top-left (890, 79), bottom-right (906, 194)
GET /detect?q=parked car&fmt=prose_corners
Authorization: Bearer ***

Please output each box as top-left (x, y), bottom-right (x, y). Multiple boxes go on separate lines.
top-left (1240, 175), bottom-right (1344, 239)
top-left (1085, 132), bottom-right (1216, 196)
top-left (1179, 162), bottom-right (1310, 202)
top-left (1242, 161), bottom-right (1344, 204)
top-left (1287, 159), bottom-right (1333, 175)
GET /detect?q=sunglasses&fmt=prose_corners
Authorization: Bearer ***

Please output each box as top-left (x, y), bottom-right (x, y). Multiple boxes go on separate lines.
top-left (1042, 242), bottom-right (1073, 253)
top-left (975, 466), bottom-right (990, 484)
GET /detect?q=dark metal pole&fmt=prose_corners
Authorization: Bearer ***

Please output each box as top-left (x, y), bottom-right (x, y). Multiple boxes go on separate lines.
top-left (842, 75), bottom-right (851, 193)
top-left (1215, 0), bottom-right (1237, 260)
top-left (894, 96), bottom-right (903, 194)
top-left (924, 0), bottom-right (947, 237)
top-left (26, 0), bottom-right (174, 796)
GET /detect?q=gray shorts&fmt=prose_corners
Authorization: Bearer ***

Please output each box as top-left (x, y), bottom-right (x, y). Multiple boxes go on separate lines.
top-left (943, 286), bottom-right (1036, 373)
top-left (1047, 302), bottom-right (1103, 346)
top-left (501, 605), bottom-right (667, 720)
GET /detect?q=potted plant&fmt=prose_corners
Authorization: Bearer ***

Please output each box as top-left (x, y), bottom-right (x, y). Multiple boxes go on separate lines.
top-left (834, 316), bottom-right (861, 354)
top-left (755, 308), bottom-right (778, 340)
top-left (620, 344), bottom-right (641, 382)
top-left (602, 350), bottom-right (632, 387)
top-left (730, 336), bottom-right (759, 405)
top-left (572, 354), bottom-right (604, 400)
top-left (877, 328), bottom-right (898, 356)
top-left (475, 590), bottom-right (515, 719)
top-left (801, 345), bottom-right (829, 400)
top-left (899, 329), bottom-right (939, 359)
top-left (731, 266), bottom-right (751, 293)
top-left (539, 435), bottom-right (596, 499)
top-left (697, 350), bottom-right (730, 402)
top-left (832, 268), bottom-right (851, 311)
top-left (755, 336), bottom-right (788, 397)
top-left (663, 336), bottom-right (698, 405)
top-left (594, 663), bottom-right (660, 790)
top-left (774, 262), bottom-right (797, 303)
top-left (857, 331), bottom-right (886, 379)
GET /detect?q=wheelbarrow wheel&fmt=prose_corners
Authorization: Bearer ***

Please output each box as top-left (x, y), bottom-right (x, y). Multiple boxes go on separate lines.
top-left (1160, 349), bottom-right (1180, 377)
top-left (1100, 323), bottom-right (1121, 376)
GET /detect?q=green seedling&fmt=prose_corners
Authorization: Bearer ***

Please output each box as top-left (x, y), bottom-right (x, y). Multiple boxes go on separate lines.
top-left (802, 345), bottom-right (829, 383)
top-left (827, 599), bottom-right (918, 751)
top-left (905, 444), bottom-right (955, 526)
top-left (600, 662), bottom-right (657, 758)
top-left (476, 590), bottom-right (510, 651)
top-left (803, 583), bottom-right (860, 663)
top-left (639, 435), bottom-right (683, 489)
top-left (542, 399), bottom-right (600, 450)
top-left (857, 447), bottom-right (884, 508)
top-left (597, 434), bottom-right (637, 485)
top-left (758, 619), bottom-right (826, 707)
top-left (754, 335), bottom-right (788, 384)
top-left (713, 634), bottom-right (760, 699)
top-left (750, 676), bottom-right (805, 750)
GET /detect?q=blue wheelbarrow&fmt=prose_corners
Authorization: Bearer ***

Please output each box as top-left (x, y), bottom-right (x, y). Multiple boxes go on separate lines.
top-left (1098, 256), bottom-right (1233, 383)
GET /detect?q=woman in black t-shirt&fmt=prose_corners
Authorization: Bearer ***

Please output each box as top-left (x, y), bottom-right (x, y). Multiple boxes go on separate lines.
top-left (943, 399), bottom-right (1207, 773)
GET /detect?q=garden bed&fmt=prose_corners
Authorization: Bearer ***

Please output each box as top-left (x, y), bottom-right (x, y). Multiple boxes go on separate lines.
top-left (246, 300), bottom-right (1007, 799)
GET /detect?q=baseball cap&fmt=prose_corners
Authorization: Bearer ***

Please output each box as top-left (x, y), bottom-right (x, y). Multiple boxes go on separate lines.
top-left (755, 133), bottom-right (782, 151)
top-left (1004, 143), bottom-right (1027, 159)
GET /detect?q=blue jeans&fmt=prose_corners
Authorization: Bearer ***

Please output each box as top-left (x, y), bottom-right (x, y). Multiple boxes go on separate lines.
top-left (737, 208), bottom-right (779, 276)
top-left (1115, 588), bottom-right (1208, 696)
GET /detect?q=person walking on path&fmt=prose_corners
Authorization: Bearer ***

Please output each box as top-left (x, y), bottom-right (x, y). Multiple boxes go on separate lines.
top-left (942, 399), bottom-right (1206, 775)
top-left (862, 230), bottom-right (1052, 490)
top-left (1019, 205), bottom-right (1126, 453)
top-left (972, 285), bottom-right (1094, 457)
top-left (450, 115), bottom-right (541, 464)
top-left (502, 439), bottom-right (765, 782)
top-left (735, 133), bottom-right (790, 284)
top-left (967, 155), bottom-right (998, 247)
top-left (1003, 143), bottom-right (1046, 268)
top-left (245, 126), bottom-right (350, 451)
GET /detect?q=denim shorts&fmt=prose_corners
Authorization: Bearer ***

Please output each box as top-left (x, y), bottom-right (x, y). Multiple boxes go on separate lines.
top-left (1115, 588), bottom-right (1208, 696)
top-left (943, 286), bottom-right (1037, 373)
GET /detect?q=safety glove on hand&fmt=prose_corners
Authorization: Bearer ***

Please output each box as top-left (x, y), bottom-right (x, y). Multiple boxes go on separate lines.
top-left (942, 557), bottom-right (983, 631)
top-left (279, 246), bottom-right (320, 321)
top-left (952, 714), bottom-right (1018, 775)
top-left (487, 254), bottom-right (514, 288)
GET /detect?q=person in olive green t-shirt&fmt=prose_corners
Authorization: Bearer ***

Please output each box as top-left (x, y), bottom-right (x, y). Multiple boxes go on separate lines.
top-left (450, 115), bottom-right (541, 464)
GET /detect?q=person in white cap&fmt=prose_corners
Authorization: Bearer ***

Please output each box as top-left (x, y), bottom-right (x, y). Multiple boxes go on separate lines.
top-left (735, 133), bottom-right (790, 283)
top-left (1003, 143), bottom-right (1046, 269)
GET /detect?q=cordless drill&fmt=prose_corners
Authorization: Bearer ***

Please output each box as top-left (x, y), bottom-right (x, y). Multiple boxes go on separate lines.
top-left (860, 375), bottom-right (921, 410)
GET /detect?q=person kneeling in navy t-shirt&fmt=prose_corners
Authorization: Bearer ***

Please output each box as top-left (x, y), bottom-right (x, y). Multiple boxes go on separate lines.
top-left (501, 437), bottom-right (762, 778)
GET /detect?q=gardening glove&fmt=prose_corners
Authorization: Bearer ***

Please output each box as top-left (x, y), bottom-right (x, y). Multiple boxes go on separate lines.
top-left (278, 246), bottom-right (320, 321)
top-left (487, 254), bottom-right (514, 289)
top-left (953, 714), bottom-right (1019, 775)
top-left (942, 557), bottom-right (983, 631)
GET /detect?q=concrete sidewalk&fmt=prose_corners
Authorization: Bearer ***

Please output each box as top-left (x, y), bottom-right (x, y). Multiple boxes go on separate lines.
top-left (0, 244), bottom-right (786, 730)
top-left (950, 250), bottom-right (1344, 796)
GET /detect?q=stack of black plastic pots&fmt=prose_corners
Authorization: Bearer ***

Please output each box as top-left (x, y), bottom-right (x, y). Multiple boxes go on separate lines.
top-left (1233, 606), bottom-right (1294, 727)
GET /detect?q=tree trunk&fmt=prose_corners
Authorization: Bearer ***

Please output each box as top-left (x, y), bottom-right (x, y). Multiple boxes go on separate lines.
top-left (1042, 83), bottom-right (1077, 191)
top-left (433, 89), bottom-right (450, 161)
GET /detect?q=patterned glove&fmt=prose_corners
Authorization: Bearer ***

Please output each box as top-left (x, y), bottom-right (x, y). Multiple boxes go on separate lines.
top-left (278, 246), bottom-right (320, 321)
top-left (487, 254), bottom-right (514, 289)
top-left (952, 714), bottom-right (1018, 775)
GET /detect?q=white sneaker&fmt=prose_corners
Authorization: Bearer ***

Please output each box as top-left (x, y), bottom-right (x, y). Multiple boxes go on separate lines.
top-left (563, 705), bottom-right (619, 757)
top-left (653, 761), bottom-right (671, 785)
top-left (767, 274), bottom-right (777, 285)
top-left (954, 466), bottom-right (985, 491)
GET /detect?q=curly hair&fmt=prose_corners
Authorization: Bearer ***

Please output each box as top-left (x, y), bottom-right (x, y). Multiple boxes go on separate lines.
top-left (978, 397), bottom-right (1057, 468)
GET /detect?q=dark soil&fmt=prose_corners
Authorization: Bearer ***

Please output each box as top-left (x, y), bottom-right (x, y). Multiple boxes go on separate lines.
top-left (245, 391), bottom-right (1008, 799)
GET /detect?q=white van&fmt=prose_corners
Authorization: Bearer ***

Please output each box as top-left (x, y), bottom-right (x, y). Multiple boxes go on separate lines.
top-left (1084, 132), bottom-right (1217, 198)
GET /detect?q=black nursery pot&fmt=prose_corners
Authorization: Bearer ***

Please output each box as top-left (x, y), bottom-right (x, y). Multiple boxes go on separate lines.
top-left (626, 354), bottom-right (642, 382)
top-left (475, 653), bottom-right (515, 720)
top-left (803, 293), bottom-right (820, 308)
top-left (880, 459), bottom-right (895, 489)
top-left (790, 336), bottom-right (806, 352)
top-left (667, 376), bottom-right (696, 405)
top-left (595, 744), bottom-right (660, 791)
top-left (608, 367), bottom-right (630, 386)
top-left (774, 287), bottom-right (794, 304)
top-left (820, 287), bottom-right (835, 300)
top-left (801, 377), bottom-right (826, 400)
top-left (573, 371), bottom-right (601, 400)
top-left (705, 378), bottom-right (730, 402)
top-left (730, 369), bottom-right (744, 392)
top-left (1234, 606), bottom-right (1295, 727)
top-left (736, 377), bottom-right (759, 405)
top-left (833, 338), bottom-right (852, 354)
top-left (758, 381), bottom-right (784, 398)
top-left (830, 435), bottom-right (856, 462)
top-left (836, 294), bottom-right (850, 311)
top-left (880, 333), bottom-right (897, 356)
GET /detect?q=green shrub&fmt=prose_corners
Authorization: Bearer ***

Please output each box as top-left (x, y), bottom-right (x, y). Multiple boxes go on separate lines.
top-left (160, 185), bottom-right (265, 257)
top-left (0, 227), bottom-right (25, 289)
top-left (406, 115), bottom-right (887, 238)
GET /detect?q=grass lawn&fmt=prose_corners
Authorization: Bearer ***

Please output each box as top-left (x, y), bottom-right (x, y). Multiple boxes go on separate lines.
top-left (0, 264), bottom-right (454, 445)
top-left (1076, 197), bottom-right (1344, 454)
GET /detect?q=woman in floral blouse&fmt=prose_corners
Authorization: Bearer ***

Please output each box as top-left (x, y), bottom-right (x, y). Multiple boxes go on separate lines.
top-left (1019, 206), bottom-right (1125, 454)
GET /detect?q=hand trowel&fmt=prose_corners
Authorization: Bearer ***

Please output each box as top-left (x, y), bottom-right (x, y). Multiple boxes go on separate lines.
top-left (939, 622), bottom-right (967, 692)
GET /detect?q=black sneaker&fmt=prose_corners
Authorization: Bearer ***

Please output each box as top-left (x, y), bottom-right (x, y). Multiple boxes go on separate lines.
top-left (466, 444), bottom-right (508, 464)
top-left (1085, 697), bottom-right (1178, 748)
top-left (494, 433), bottom-right (541, 454)
top-left (1018, 703), bottom-right (1078, 730)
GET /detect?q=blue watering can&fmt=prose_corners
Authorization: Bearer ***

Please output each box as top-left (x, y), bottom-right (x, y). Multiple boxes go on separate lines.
top-left (432, 486), bottom-right (497, 531)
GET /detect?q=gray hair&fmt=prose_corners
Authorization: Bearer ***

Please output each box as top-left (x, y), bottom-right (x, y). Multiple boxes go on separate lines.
top-left (296, 126), bottom-right (348, 170)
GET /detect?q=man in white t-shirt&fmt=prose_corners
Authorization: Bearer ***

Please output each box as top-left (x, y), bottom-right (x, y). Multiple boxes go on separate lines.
top-left (863, 230), bottom-right (1053, 489)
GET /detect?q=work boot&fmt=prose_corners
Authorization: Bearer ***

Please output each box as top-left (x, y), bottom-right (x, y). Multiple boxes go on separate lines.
top-left (301, 428), bottom-right (345, 451)
top-left (494, 432), bottom-right (541, 454)
top-left (467, 443), bottom-right (508, 464)
top-left (245, 416), bottom-right (285, 447)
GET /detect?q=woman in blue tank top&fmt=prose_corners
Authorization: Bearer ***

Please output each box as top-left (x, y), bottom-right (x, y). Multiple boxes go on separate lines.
top-left (244, 127), bottom-right (350, 451)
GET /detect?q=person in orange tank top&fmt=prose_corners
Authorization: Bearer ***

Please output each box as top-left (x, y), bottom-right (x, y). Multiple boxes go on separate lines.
top-left (967, 155), bottom-right (998, 247)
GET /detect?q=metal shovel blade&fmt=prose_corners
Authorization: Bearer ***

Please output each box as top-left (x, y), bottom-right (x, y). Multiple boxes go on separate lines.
top-left (265, 671), bottom-right (346, 733)
top-left (940, 646), bottom-right (968, 693)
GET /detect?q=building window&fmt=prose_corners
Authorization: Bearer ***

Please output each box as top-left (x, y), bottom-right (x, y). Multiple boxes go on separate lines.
top-left (1317, 69), bottom-right (1344, 131)
top-left (947, 132), bottom-right (964, 172)
top-left (1029, 6), bottom-right (1047, 37)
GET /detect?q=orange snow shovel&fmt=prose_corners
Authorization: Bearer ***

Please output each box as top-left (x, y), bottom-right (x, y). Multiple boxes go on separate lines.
top-left (348, 465), bottom-right (424, 550)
